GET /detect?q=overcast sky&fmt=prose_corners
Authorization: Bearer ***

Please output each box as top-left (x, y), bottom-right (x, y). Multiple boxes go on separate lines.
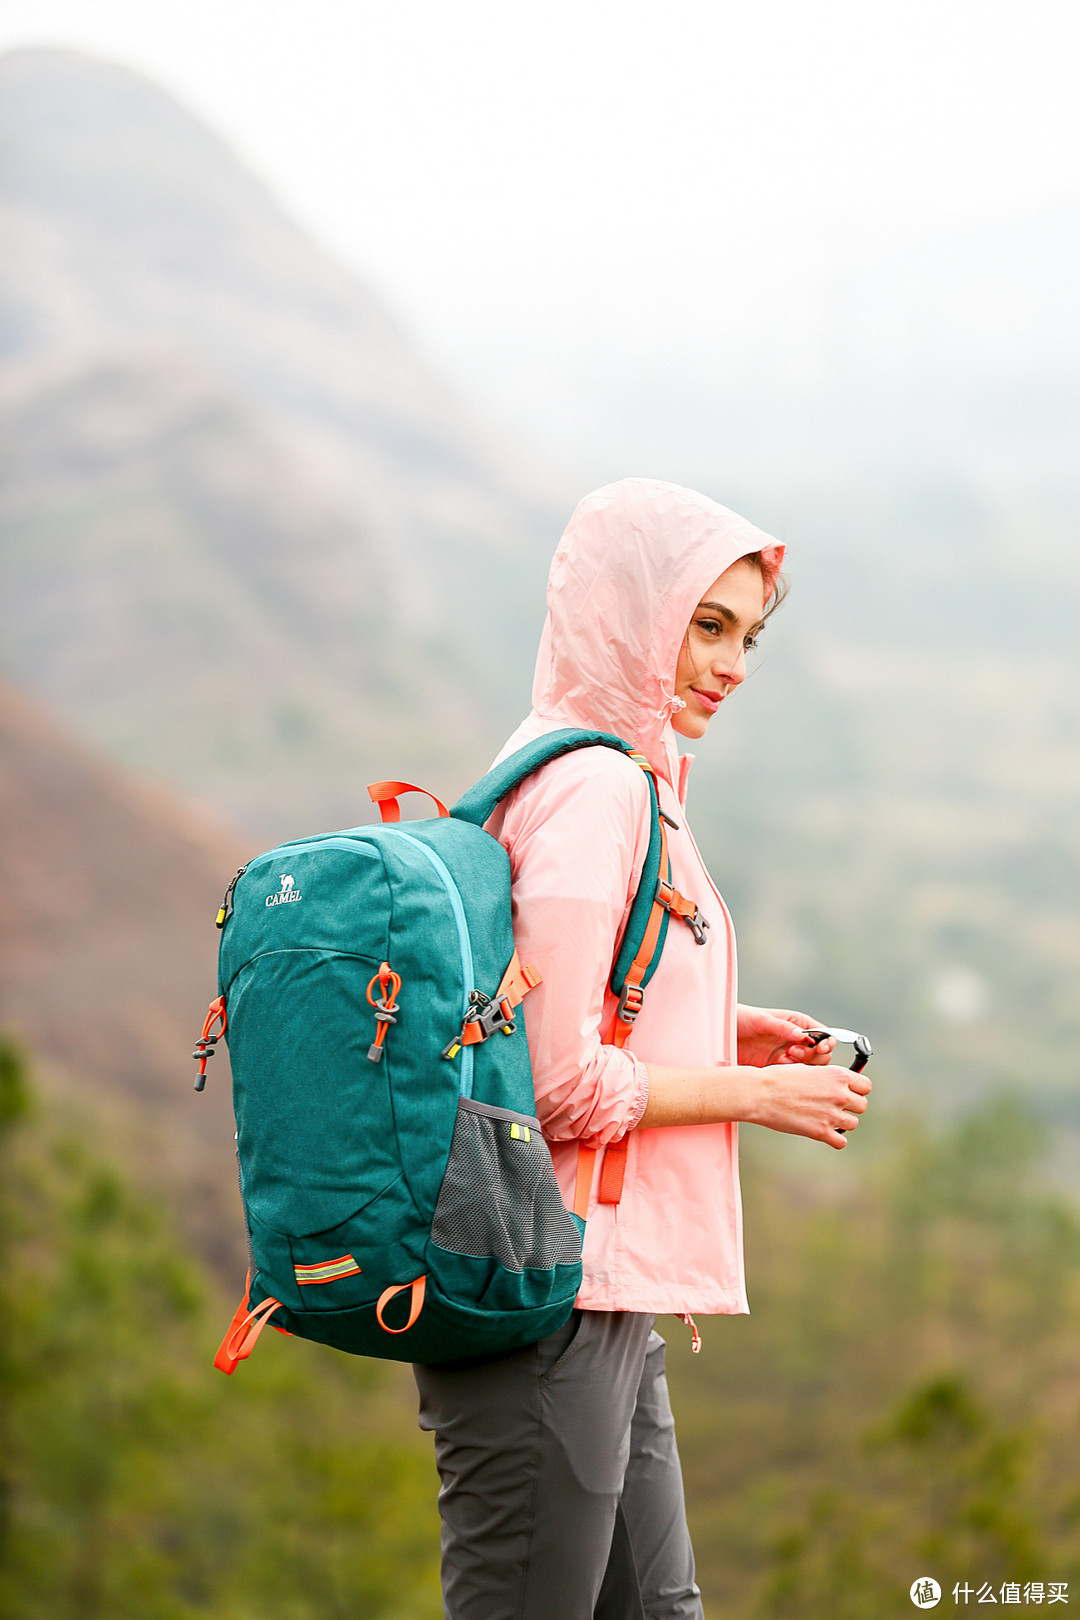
top-left (1, 0), bottom-right (1078, 475)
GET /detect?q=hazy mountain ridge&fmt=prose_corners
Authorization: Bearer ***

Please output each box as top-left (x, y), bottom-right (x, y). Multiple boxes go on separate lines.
top-left (0, 673), bottom-right (246, 1265)
top-left (1, 45), bottom-right (1078, 1154)
top-left (0, 47), bottom-right (564, 835)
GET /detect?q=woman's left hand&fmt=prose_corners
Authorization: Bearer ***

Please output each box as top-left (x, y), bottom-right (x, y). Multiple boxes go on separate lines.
top-left (736, 1004), bottom-right (837, 1068)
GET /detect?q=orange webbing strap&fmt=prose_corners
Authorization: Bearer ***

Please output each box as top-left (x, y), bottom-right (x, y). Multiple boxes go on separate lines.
top-left (610, 815), bottom-right (671, 1052)
top-left (367, 781), bottom-right (450, 823)
top-left (589, 815), bottom-right (674, 1205)
top-left (459, 1019), bottom-right (495, 1048)
top-left (598, 1140), bottom-right (629, 1204)
top-left (376, 1275), bottom-right (427, 1334)
top-left (496, 950), bottom-right (542, 1006)
top-left (573, 1146), bottom-right (597, 1219)
top-left (214, 1281), bottom-right (284, 1374)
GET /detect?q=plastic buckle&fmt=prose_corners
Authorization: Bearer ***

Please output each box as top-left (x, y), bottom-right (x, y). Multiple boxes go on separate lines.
top-left (685, 909), bottom-right (710, 946)
top-left (616, 982), bottom-right (644, 1025)
top-left (442, 991), bottom-right (515, 1060)
top-left (473, 993), bottom-right (515, 1039)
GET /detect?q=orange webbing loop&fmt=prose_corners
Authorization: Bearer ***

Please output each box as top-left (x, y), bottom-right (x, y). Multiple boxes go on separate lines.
top-left (367, 781), bottom-right (449, 823)
top-left (375, 1275), bottom-right (427, 1334)
top-left (597, 1139), bottom-right (629, 1204)
top-left (496, 950), bottom-right (542, 1006)
top-left (213, 1271), bottom-right (251, 1373)
top-left (214, 1281), bottom-right (283, 1374)
top-left (573, 1146), bottom-right (597, 1219)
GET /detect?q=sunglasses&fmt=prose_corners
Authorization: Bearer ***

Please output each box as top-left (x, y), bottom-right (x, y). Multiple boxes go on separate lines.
top-left (805, 1026), bottom-right (873, 1073)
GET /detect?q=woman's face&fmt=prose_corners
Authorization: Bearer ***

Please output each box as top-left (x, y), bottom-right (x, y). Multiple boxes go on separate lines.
top-left (671, 558), bottom-right (767, 740)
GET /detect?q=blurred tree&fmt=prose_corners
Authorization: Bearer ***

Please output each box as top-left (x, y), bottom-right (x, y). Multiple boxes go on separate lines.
top-left (0, 1036), bottom-right (441, 1620)
top-left (671, 1098), bottom-right (1080, 1617)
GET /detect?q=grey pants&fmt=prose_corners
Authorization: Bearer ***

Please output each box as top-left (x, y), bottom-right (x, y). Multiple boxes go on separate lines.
top-left (413, 1311), bottom-right (703, 1620)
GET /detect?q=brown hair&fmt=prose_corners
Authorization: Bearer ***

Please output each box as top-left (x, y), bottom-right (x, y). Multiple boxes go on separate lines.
top-left (742, 550), bottom-right (789, 625)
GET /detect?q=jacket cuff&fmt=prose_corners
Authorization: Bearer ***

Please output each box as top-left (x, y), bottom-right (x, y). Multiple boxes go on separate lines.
top-left (616, 1057), bottom-right (650, 1139)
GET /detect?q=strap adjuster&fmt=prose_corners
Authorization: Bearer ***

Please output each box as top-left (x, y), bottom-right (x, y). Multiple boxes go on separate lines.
top-left (654, 879), bottom-right (710, 946)
top-left (616, 981), bottom-right (644, 1025)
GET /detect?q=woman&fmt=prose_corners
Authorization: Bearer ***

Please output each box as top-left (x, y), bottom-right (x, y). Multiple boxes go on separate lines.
top-left (414, 479), bottom-right (871, 1620)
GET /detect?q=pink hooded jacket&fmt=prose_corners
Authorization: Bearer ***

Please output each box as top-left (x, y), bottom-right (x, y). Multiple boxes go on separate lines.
top-left (486, 479), bottom-right (784, 1315)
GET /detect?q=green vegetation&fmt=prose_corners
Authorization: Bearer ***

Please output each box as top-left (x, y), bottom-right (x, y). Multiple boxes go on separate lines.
top-left (0, 1035), bottom-right (441, 1620)
top-left (5, 1032), bottom-right (1079, 1617)
top-left (672, 1102), bottom-right (1080, 1615)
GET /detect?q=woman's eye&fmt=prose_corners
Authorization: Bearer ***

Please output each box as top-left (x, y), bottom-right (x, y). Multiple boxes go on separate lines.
top-left (695, 619), bottom-right (722, 637)
top-left (743, 635), bottom-right (759, 652)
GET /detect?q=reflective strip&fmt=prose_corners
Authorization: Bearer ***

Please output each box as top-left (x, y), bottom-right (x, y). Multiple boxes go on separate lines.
top-left (294, 1254), bottom-right (362, 1286)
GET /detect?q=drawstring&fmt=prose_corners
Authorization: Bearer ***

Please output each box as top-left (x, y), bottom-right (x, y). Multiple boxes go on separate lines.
top-left (655, 685), bottom-right (687, 723)
top-left (366, 963), bottom-right (402, 1063)
top-left (679, 1313), bottom-right (702, 1354)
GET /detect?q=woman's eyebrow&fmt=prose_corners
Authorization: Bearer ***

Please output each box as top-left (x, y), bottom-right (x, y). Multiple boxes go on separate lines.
top-left (697, 599), bottom-right (766, 637)
top-left (696, 599), bottom-right (737, 623)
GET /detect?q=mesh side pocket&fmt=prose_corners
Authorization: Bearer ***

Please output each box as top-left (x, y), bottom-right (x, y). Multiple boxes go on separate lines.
top-left (431, 1098), bottom-right (582, 1273)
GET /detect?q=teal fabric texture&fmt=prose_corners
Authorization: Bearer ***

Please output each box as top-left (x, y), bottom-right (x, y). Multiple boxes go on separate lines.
top-left (217, 731), bottom-right (664, 1365)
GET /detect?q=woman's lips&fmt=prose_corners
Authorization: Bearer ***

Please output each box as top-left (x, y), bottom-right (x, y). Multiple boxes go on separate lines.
top-left (691, 687), bottom-right (723, 714)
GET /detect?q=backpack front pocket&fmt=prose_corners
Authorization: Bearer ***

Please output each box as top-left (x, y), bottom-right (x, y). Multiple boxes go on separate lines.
top-left (430, 1097), bottom-right (581, 1272)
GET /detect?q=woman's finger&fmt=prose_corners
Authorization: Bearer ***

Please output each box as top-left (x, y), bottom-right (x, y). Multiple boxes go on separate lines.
top-left (784, 1037), bottom-right (834, 1065)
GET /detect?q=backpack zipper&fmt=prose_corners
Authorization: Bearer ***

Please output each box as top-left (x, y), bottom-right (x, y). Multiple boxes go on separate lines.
top-left (379, 829), bottom-right (476, 1100)
top-left (216, 865), bottom-right (248, 929)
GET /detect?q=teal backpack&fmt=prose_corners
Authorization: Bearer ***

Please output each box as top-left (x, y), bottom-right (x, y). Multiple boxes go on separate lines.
top-left (194, 728), bottom-right (707, 1372)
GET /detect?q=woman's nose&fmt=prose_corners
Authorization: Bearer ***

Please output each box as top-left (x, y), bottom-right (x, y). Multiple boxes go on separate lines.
top-left (711, 645), bottom-right (747, 687)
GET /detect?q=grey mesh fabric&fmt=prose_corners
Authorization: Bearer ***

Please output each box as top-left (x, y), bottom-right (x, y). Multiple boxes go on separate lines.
top-left (431, 1097), bottom-right (582, 1271)
top-left (413, 1311), bottom-right (703, 1620)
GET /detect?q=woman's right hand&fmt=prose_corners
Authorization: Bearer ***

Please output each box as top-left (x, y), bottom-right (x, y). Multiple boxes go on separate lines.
top-left (746, 1062), bottom-right (871, 1149)
top-left (639, 1060), bottom-right (871, 1139)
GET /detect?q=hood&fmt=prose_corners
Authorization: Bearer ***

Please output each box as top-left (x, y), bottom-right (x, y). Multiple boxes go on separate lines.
top-left (529, 478), bottom-right (784, 771)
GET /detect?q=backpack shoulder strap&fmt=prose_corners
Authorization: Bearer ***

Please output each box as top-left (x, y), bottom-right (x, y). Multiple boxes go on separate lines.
top-left (453, 728), bottom-right (711, 1218)
top-left (449, 727), bottom-right (670, 1011)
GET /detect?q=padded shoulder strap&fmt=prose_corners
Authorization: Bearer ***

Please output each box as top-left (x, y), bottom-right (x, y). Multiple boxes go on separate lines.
top-left (449, 728), bottom-right (669, 997)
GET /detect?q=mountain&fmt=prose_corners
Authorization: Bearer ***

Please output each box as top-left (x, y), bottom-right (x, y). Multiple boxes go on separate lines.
top-left (2, 47), bottom-right (1079, 1153)
top-left (0, 673), bottom-right (249, 1266)
top-left (0, 47), bottom-right (565, 837)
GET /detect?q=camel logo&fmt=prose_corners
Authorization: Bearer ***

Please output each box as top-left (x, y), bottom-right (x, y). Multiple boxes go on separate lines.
top-left (265, 873), bottom-right (302, 908)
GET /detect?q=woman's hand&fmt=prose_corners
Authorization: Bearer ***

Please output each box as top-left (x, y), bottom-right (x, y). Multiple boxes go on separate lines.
top-left (640, 1056), bottom-right (871, 1143)
top-left (745, 1061), bottom-right (871, 1149)
top-left (737, 1003), bottom-right (837, 1067)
